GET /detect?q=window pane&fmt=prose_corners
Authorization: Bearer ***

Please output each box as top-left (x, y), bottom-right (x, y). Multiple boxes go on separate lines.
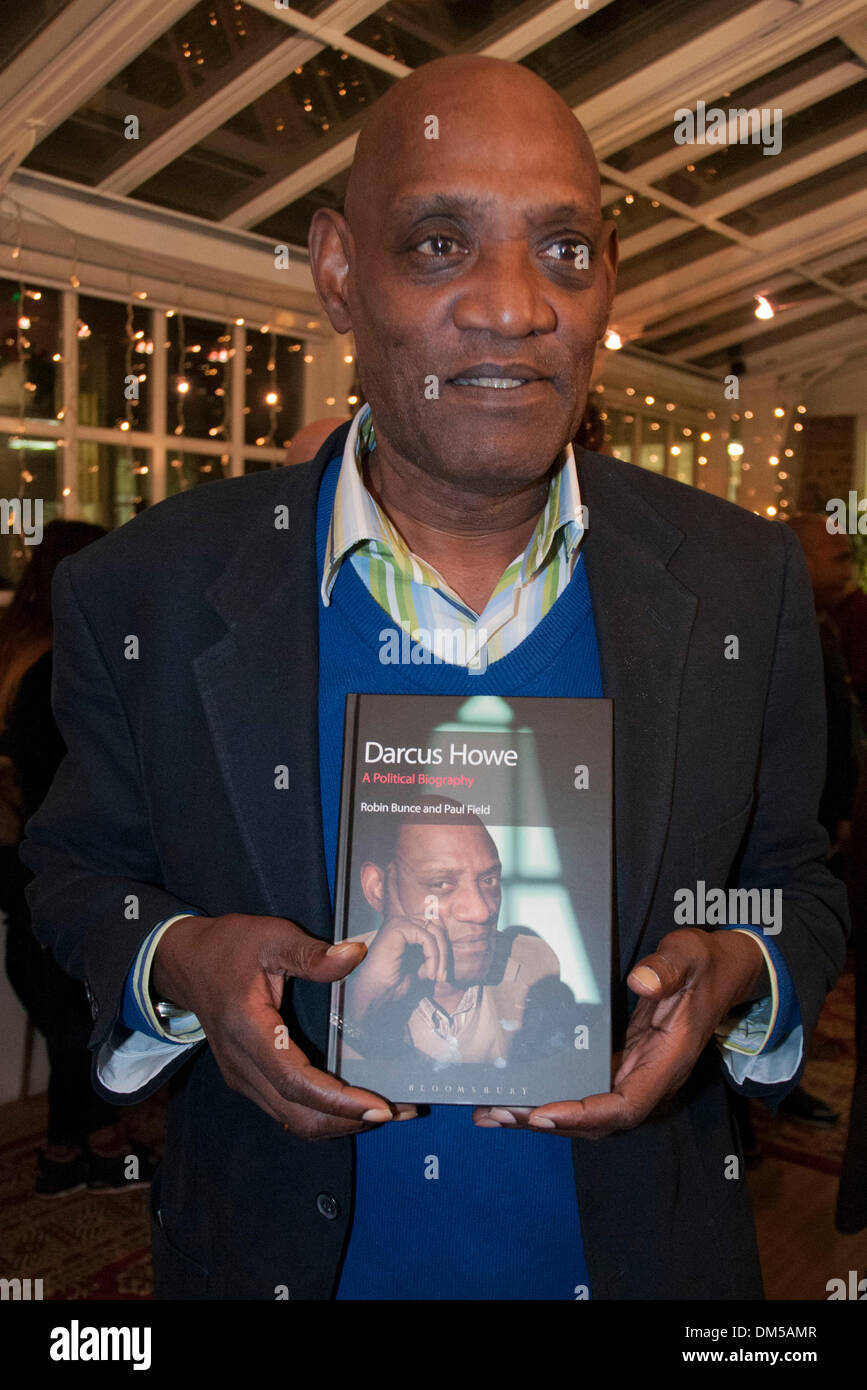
top-left (669, 438), bottom-right (694, 484)
top-left (78, 296), bottom-right (152, 430)
top-left (244, 332), bottom-right (303, 447)
top-left (167, 451), bottom-right (227, 493)
top-left (601, 408), bottom-right (634, 463)
top-left (0, 433), bottom-right (62, 589)
top-left (639, 416), bottom-right (665, 472)
top-left (244, 456), bottom-right (275, 474)
top-left (77, 443), bottom-right (150, 529)
top-left (166, 314), bottom-right (233, 442)
top-left (0, 279), bottom-right (61, 423)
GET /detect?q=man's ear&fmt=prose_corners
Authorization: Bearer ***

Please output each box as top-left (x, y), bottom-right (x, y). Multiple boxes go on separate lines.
top-left (360, 861), bottom-right (386, 914)
top-left (308, 207), bottom-right (354, 334)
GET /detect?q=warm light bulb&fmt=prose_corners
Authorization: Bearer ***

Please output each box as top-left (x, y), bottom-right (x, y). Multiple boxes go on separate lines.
top-left (754, 295), bottom-right (774, 320)
top-left (265, 390), bottom-right (279, 406)
top-left (603, 329), bottom-right (622, 351)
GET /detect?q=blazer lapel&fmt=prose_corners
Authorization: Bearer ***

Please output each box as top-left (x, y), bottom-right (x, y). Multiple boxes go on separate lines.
top-left (193, 426), bottom-right (352, 943)
top-left (578, 451), bottom-right (698, 976)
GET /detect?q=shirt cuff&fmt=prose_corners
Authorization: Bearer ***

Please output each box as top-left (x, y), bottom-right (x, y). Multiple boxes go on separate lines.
top-left (713, 925), bottom-right (803, 1086)
top-left (122, 914), bottom-right (206, 1045)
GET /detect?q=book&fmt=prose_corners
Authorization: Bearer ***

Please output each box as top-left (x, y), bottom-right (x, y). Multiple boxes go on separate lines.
top-left (328, 693), bottom-right (613, 1107)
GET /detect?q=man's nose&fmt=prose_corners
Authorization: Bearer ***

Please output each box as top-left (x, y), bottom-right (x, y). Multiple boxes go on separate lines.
top-left (451, 240), bottom-right (557, 338)
top-left (451, 884), bottom-right (494, 924)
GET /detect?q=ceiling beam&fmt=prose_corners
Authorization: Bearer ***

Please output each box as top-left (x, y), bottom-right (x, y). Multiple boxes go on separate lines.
top-left (100, 0), bottom-right (386, 194)
top-left (241, 0), bottom-right (410, 79)
top-left (612, 192), bottom-right (867, 335)
top-left (742, 315), bottom-right (867, 374)
top-left (668, 295), bottom-right (842, 361)
top-left (221, 0), bottom-right (608, 229)
top-left (578, 0), bottom-right (867, 157)
top-left (0, 0), bottom-right (198, 169)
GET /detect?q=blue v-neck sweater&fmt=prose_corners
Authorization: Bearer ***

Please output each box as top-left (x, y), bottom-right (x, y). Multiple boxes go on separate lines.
top-left (316, 455), bottom-right (599, 1301)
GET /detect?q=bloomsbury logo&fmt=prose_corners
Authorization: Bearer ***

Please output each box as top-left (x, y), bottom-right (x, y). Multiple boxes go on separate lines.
top-left (379, 625), bottom-right (488, 674)
top-left (1, 497), bottom-right (43, 545)
top-left (674, 101), bottom-right (782, 157)
top-left (49, 1320), bottom-right (152, 1370)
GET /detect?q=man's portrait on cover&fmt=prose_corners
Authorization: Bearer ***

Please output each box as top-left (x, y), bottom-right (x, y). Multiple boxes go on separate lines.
top-left (341, 798), bottom-right (580, 1068)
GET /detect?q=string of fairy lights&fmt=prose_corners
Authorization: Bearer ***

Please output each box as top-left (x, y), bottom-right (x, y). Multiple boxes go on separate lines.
top-left (1, 207), bottom-right (801, 521)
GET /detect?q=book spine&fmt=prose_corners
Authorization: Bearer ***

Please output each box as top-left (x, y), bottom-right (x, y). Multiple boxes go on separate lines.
top-left (327, 691), bottom-right (361, 1074)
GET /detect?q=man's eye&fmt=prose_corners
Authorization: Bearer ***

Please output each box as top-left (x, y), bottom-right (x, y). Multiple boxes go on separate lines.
top-left (415, 235), bottom-right (462, 257)
top-left (543, 239), bottom-right (591, 267)
top-left (481, 875), bottom-right (501, 888)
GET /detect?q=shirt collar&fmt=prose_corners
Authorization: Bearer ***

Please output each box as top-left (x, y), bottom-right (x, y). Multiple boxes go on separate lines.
top-left (320, 402), bottom-right (584, 606)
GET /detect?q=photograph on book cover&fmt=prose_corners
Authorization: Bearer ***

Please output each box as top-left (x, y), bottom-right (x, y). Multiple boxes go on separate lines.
top-left (329, 694), bottom-right (612, 1105)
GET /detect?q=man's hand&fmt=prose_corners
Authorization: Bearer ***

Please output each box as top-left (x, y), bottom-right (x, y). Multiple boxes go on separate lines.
top-left (473, 927), bottom-right (768, 1137)
top-left (152, 913), bottom-right (416, 1139)
top-left (346, 863), bottom-right (450, 1026)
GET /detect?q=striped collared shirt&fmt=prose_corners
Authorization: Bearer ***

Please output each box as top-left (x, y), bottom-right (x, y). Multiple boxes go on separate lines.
top-left (320, 403), bottom-right (586, 669)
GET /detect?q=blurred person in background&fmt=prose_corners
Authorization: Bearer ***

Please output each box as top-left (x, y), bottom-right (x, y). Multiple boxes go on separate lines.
top-left (0, 519), bottom-right (159, 1196)
top-left (781, 513), bottom-right (864, 1129)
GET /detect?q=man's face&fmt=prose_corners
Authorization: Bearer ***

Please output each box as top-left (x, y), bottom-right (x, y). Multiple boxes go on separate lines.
top-left (310, 69), bottom-right (616, 497)
top-left (387, 822), bottom-right (502, 984)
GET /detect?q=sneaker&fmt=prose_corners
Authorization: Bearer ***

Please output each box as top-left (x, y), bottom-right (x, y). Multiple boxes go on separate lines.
top-left (86, 1143), bottom-right (159, 1193)
top-left (35, 1149), bottom-right (87, 1198)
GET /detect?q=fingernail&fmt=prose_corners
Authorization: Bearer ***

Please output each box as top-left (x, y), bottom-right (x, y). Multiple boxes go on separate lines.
top-left (327, 941), bottom-right (362, 956)
top-left (528, 1116), bottom-right (556, 1129)
top-left (361, 1108), bottom-right (392, 1122)
top-left (394, 1107), bottom-right (418, 1121)
top-left (488, 1108), bottom-right (517, 1125)
top-left (628, 965), bottom-right (661, 990)
top-left (474, 1119), bottom-right (502, 1128)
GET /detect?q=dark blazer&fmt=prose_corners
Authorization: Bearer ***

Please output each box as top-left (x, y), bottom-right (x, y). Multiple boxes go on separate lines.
top-left (21, 423), bottom-right (849, 1299)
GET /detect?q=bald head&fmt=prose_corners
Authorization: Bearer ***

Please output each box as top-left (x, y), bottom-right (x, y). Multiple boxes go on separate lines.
top-left (345, 56), bottom-right (600, 235)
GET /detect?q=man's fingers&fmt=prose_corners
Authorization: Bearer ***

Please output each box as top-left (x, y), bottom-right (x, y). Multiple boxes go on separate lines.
top-left (626, 933), bottom-right (704, 998)
top-left (259, 917), bottom-right (367, 984)
top-left (226, 989), bottom-right (393, 1123)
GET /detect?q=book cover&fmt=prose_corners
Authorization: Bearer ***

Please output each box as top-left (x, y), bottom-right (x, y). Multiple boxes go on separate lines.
top-left (328, 693), bottom-right (612, 1107)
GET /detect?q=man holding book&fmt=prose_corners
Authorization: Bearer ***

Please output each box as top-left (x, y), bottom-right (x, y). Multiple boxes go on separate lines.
top-left (21, 54), bottom-right (848, 1299)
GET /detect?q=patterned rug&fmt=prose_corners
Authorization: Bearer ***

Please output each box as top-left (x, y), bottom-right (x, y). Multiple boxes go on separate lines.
top-left (0, 1088), bottom-right (167, 1300)
top-left (0, 969), bottom-right (857, 1299)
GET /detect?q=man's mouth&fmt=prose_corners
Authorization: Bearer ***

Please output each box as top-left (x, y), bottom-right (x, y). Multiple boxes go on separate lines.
top-left (452, 377), bottom-right (529, 390)
top-left (448, 363), bottom-right (550, 391)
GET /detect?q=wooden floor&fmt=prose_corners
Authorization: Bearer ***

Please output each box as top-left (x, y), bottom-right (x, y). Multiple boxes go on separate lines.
top-left (750, 1153), bottom-right (867, 1300)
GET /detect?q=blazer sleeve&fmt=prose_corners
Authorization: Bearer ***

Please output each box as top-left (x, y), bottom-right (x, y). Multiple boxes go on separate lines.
top-left (728, 521), bottom-right (850, 1099)
top-left (19, 555), bottom-right (205, 1095)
